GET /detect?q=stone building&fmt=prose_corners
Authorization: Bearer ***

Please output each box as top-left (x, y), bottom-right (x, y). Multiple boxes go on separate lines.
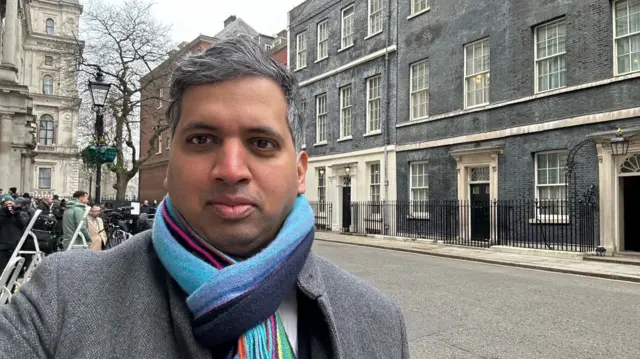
top-left (0, 0), bottom-right (83, 198)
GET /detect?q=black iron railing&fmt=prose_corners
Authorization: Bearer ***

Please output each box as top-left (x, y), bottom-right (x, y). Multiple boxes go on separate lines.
top-left (309, 199), bottom-right (598, 252)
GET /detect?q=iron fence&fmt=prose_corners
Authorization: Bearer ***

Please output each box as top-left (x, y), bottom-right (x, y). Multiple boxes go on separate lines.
top-left (309, 201), bottom-right (332, 231)
top-left (310, 199), bottom-right (598, 252)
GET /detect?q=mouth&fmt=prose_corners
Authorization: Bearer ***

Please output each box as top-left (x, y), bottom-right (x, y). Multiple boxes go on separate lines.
top-left (207, 197), bottom-right (257, 220)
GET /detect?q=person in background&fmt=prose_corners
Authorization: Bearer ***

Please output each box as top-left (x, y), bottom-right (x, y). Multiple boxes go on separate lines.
top-left (61, 191), bottom-right (92, 249)
top-left (87, 205), bottom-right (107, 251)
top-left (140, 200), bottom-right (150, 214)
top-left (0, 196), bottom-right (30, 272)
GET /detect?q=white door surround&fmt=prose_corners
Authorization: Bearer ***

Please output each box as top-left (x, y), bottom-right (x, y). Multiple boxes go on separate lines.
top-left (328, 163), bottom-right (358, 232)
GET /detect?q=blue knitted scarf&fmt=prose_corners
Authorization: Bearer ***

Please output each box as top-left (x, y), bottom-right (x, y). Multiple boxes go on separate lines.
top-left (152, 194), bottom-right (315, 358)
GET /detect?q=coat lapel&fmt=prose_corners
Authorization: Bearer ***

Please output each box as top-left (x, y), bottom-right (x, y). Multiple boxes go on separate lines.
top-left (297, 253), bottom-right (344, 359)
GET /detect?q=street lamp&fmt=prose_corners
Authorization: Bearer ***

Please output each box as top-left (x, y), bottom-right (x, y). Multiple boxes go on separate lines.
top-left (88, 68), bottom-right (112, 204)
top-left (610, 128), bottom-right (630, 157)
top-left (345, 166), bottom-right (351, 176)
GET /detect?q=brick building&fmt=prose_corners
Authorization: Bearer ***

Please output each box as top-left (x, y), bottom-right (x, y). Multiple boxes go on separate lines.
top-left (138, 16), bottom-right (289, 201)
top-left (293, 0), bottom-right (640, 254)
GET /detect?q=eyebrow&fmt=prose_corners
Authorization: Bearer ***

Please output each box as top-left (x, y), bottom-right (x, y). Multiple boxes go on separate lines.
top-left (179, 121), bottom-right (285, 141)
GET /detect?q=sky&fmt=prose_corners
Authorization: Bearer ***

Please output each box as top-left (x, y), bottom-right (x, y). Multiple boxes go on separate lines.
top-left (149, 0), bottom-right (305, 43)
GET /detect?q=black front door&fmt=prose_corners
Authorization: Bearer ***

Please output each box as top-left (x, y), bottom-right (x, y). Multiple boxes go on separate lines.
top-left (342, 183), bottom-right (352, 232)
top-left (623, 176), bottom-right (640, 251)
top-left (470, 183), bottom-right (491, 241)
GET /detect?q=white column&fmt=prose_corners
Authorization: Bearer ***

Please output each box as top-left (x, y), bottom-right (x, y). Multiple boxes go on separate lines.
top-left (0, 115), bottom-right (13, 189)
top-left (596, 143), bottom-right (616, 253)
top-left (2, 0), bottom-right (18, 67)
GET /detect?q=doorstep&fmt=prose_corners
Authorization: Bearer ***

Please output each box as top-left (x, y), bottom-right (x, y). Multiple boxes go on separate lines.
top-left (490, 245), bottom-right (585, 260)
top-left (584, 254), bottom-right (640, 267)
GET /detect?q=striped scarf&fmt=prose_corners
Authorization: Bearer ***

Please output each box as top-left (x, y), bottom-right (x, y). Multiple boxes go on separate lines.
top-left (152, 194), bottom-right (315, 358)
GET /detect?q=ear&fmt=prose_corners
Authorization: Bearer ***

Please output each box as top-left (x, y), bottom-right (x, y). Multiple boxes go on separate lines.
top-left (296, 151), bottom-right (308, 195)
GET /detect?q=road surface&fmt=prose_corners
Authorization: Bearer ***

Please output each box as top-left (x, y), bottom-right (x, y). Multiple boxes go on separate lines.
top-left (312, 241), bottom-right (640, 359)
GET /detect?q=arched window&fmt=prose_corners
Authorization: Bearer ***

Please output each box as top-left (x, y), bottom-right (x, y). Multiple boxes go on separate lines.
top-left (43, 75), bottom-right (53, 95)
top-left (39, 115), bottom-right (55, 145)
top-left (45, 18), bottom-right (55, 35)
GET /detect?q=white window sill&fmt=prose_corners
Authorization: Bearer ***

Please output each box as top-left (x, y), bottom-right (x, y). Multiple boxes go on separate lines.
top-left (615, 68), bottom-right (640, 77)
top-left (313, 141), bottom-right (327, 147)
top-left (338, 44), bottom-right (353, 53)
top-left (535, 85), bottom-right (567, 95)
top-left (294, 66), bottom-right (307, 73)
top-left (410, 115), bottom-right (429, 122)
top-left (529, 216), bottom-right (569, 224)
top-left (407, 8), bottom-right (430, 20)
top-left (337, 136), bottom-right (352, 142)
top-left (407, 213), bottom-right (430, 220)
top-left (364, 31), bottom-right (382, 41)
top-left (315, 57), bottom-right (328, 64)
top-left (363, 130), bottom-right (381, 137)
top-left (464, 102), bottom-right (490, 110)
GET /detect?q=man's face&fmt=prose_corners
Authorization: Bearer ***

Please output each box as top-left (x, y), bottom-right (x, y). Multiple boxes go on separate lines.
top-left (143, 200), bottom-right (149, 205)
top-left (3, 200), bottom-right (14, 209)
top-left (45, 199), bottom-right (52, 206)
top-left (90, 206), bottom-right (101, 218)
top-left (80, 195), bottom-right (89, 204)
top-left (165, 76), bottom-right (308, 257)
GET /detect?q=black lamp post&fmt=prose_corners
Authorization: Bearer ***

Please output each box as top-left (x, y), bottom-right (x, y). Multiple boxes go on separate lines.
top-left (88, 68), bottom-right (112, 204)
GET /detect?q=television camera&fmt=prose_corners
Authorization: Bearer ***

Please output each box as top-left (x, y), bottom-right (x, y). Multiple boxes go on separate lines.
top-left (102, 206), bottom-right (136, 232)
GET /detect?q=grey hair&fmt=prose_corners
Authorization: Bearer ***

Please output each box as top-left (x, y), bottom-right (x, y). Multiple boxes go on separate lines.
top-left (166, 35), bottom-right (304, 151)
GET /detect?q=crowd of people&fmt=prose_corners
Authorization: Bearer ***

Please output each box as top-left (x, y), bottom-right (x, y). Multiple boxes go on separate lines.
top-left (0, 187), bottom-right (155, 273)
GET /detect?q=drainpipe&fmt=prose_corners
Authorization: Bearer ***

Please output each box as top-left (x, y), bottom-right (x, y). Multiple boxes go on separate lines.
top-left (286, 12), bottom-right (291, 70)
top-left (382, 0), bottom-right (393, 234)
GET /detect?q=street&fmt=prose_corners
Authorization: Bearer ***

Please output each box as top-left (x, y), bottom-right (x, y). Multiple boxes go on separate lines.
top-left (312, 241), bottom-right (640, 359)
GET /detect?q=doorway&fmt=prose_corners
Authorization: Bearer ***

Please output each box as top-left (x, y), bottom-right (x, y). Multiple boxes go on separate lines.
top-left (623, 176), bottom-right (640, 251)
top-left (342, 177), bottom-right (352, 232)
top-left (470, 183), bottom-right (490, 240)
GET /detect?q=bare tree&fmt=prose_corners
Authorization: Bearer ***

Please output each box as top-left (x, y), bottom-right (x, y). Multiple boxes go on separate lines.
top-left (74, 0), bottom-right (174, 200)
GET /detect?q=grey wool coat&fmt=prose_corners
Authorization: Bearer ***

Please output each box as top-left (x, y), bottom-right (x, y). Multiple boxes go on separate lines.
top-left (0, 231), bottom-right (410, 359)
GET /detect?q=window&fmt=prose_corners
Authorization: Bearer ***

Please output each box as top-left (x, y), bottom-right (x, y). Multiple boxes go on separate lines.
top-left (410, 162), bottom-right (429, 215)
top-left (44, 56), bottom-right (53, 66)
top-left (535, 151), bottom-right (568, 216)
top-left (339, 86), bottom-right (352, 138)
top-left (38, 168), bottom-right (52, 189)
top-left (317, 20), bottom-right (329, 60)
top-left (341, 5), bottom-right (355, 48)
top-left (411, 0), bottom-right (429, 15)
top-left (614, 0), bottom-right (640, 75)
top-left (315, 93), bottom-right (327, 143)
top-left (464, 38), bottom-right (490, 108)
top-left (296, 33), bottom-right (307, 69)
top-left (157, 88), bottom-right (163, 109)
top-left (368, 0), bottom-right (383, 36)
top-left (39, 115), bottom-right (55, 145)
top-left (317, 167), bottom-right (326, 209)
top-left (43, 75), bottom-right (53, 95)
top-left (45, 18), bottom-right (54, 35)
top-left (369, 163), bottom-right (381, 214)
top-left (265, 44), bottom-right (273, 50)
top-left (410, 60), bottom-right (429, 120)
top-left (535, 19), bottom-right (566, 92)
top-left (366, 75), bottom-right (381, 133)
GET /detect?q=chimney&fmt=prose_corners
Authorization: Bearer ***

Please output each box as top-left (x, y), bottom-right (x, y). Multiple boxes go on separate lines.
top-left (224, 15), bottom-right (237, 28)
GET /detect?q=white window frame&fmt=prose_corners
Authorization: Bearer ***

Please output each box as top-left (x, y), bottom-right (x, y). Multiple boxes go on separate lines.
top-left (157, 88), bottom-right (163, 109)
top-left (410, 0), bottom-right (430, 17)
top-left (613, 0), bottom-right (640, 76)
top-left (341, 5), bottom-right (355, 49)
top-left (38, 167), bottom-right (52, 190)
top-left (317, 167), bottom-right (326, 212)
top-left (366, 75), bottom-right (382, 134)
top-left (315, 93), bottom-right (327, 144)
top-left (463, 38), bottom-right (490, 109)
top-left (296, 32), bottom-right (307, 70)
top-left (534, 150), bottom-right (569, 222)
top-left (339, 85), bottom-right (352, 139)
top-left (45, 18), bottom-right (54, 35)
top-left (534, 19), bottom-right (567, 93)
top-left (157, 135), bottom-right (162, 154)
top-left (166, 133), bottom-right (171, 150)
top-left (368, 0), bottom-right (383, 37)
top-left (316, 20), bottom-right (329, 61)
top-left (409, 161), bottom-right (429, 218)
top-left (410, 60), bottom-right (429, 120)
top-left (43, 74), bottom-right (54, 95)
top-left (301, 101), bottom-right (307, 149)
top-left (369, 162), bottom-right (381, 215)
top-left (38, 115), bottom-right (55, 146)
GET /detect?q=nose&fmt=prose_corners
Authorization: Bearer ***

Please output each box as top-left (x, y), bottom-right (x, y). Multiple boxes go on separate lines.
top-left (210, 138), bottom-right (252, 185)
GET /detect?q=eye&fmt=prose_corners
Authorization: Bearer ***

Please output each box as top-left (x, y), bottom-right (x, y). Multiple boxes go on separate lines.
top-left (252, 138), bottom-right (277, 150)
top-left (187, 135), bottom-right (214, 145)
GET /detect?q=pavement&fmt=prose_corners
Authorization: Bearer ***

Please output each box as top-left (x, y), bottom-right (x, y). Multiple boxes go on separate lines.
top-left (312, 240), bottom-right (640, 359)
top-left (314, 231), bottom-right (640, 283)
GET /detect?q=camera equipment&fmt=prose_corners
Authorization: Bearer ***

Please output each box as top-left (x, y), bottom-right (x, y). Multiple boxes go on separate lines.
top-left (103, 206), bottom-right (135, 224)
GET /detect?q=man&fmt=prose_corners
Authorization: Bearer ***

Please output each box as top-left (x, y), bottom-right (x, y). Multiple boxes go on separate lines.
top-left (60, 191), bottom-right (92, 249)
top-left (87, 205), bottom-right (107, 251)
top-left (0, 37), bottom-right (409, 358)
top-left (140, 200), bottom-right (151, 214)
top-left (0, 197), bottom-right (29, 273)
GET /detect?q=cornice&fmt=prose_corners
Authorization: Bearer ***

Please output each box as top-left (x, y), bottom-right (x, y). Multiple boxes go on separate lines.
top-left (29, 0), bottom-right (83, 14)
